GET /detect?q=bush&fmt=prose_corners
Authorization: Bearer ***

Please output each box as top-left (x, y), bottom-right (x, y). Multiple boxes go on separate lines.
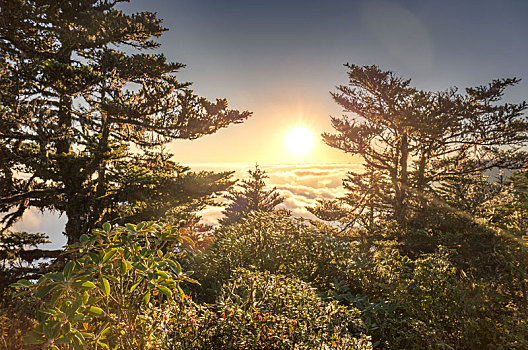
top-left (330, 248), bottom-right (528, 349)
top-left (11, 222), bottom-right (196, 349)
top-left (168, 269), bottom-right (372, 349)
top-left (392, 249), bottom-right (528, 349)
top-left (188, 211), bottom-right (356, 301)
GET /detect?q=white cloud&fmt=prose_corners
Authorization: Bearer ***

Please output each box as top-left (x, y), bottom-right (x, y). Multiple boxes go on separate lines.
top-left (197, 206), bottom-right (225, 226)
top-left (11, 208), bottom-right (67, 250)
top-left (7, 164), bottom-right (359, 242)
top-left (196, 163), bottom-right (358, 225)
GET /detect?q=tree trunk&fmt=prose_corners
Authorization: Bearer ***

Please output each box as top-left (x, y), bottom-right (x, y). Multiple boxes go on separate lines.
top-left (394, 132), bottom-right (409, 225)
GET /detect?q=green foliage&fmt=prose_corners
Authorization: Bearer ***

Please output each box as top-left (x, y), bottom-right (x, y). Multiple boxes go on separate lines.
top-left (185, 209), bottom-right (528, 349)
top-left (190, 211), bottom-right (356, 301)
top-left (485, 169), bottom-right (528, 238)
top-left (321, 64), bottom-right (527, 228)
top-left (0, 295), bottom-right (40, 350)
top-left (5, 206), bottom-right (528, 349)
top-left (11, 222), bottom-right (197, 349)
top-left (0, 0), bottom-right (250, 243)
top-left (0, 230), bottom-right (55, 296)
top-left (2, 4), bottom-right (528, 347)
top-left (168, 269), bottom-right (372, 349)
top-left (327, 246), bottom-right (528, 349)
top-left (220, 165), bottom-right (284, 225)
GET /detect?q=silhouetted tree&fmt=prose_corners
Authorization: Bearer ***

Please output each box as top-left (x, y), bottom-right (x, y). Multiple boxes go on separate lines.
top-left (308, 168), bottom-right (387, 234)
top-left (220, 166), bottom-right (284, 225)
top-left (435, 172), bottom-right (503, 218)
top-left (0, 230), bottom-right (54, 296)
top-left (320, 64), bottom-right (527, 227)
top-left (0, 0), bottom-right (250, 243)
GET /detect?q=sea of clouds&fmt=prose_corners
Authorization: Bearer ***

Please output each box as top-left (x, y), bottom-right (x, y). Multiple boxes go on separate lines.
top-left (196, 164), bottom-right (361, 225)
top-left (12, 163), bottom-right (361, 249)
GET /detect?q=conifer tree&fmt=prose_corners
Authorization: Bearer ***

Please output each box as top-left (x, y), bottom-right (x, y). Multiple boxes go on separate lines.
top-left (319, 64), bottom-right (527, 227)
top-left (220, 166), bottom-right (284, 225)
top-left (0, 0), bottom-right (250, 243)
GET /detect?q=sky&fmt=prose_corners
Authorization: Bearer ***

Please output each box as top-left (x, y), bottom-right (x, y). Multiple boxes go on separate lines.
top-left (120, 0), bottom-right (528, 165)
top-left (12, 0), bottom-right (528, 248)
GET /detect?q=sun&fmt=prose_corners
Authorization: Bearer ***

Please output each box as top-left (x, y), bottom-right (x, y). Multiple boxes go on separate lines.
top-left (286, 126), bottom-right (314, 157)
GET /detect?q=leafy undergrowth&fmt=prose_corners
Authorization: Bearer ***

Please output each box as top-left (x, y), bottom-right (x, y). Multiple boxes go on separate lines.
top-left (5, 212), bottom-right (528, 349)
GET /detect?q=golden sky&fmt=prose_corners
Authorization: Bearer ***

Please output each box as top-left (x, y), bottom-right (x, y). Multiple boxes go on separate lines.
top-left (169, 98), bottom-right (356, 164)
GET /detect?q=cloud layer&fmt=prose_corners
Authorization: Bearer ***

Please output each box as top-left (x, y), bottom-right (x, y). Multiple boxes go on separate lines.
top-left (198, 163), bottom-right (360, 224)
top-left (8, 163), bottom-right (361, 245)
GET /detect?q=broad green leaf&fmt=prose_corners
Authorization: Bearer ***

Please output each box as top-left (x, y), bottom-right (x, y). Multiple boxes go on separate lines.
top-left (11, 279), bottom-right (32, 288)
top-left (72, 296), bottom-right (83, 313)
top-left (143, 291), bottom-right (151, 304)
top-left (102, 222), bottom-right (111, 233)
top-left (120, 259), bottom-right (132, 274)
top-left (80, 332), bottom-right (94, 339)
top-left (183, 276), bottom-right (200, 284)
top-left (56, 336), bottom-right (72, 344)
top-left (45, 272), bottom-right (64, 282)
top-left (38, 309), bottom-right (57, 316)
top-left (73, 338), bottom-right (83, 350)
top-left (35, 284), bottom-right (55, 298)
top-left (63, 261), bottom-right (75, 280)
top-left (22, 332), bottom-right (45, 345)
top-left (87, 306), bottom-right (104, 316)
top-left (105, 275), bottom-right (119, 283)
top-left (88, 252), bottom-right (99, 264)
top-left (156, 269), bottom-right (169, 279)
top-left (177, 285), bottom-right (185, 299)
top-left (76, 331), bottom-right (87, 342)
top-left (72, 314), bottom-right (86, 323)
top-left (101, 278), bottom-right (110, 296)
top-left (101, 249), bottom-right (117, 264)
top-left (157, 285), bottom-right (173, 298)
top-left (129, 280), bottom-right (141, 293)
top-left (43, 323), bottom-right (53, 338)
top-left (12, 290), bottom-right (30, 298)
top-left (174, 261), bottom-right (182, 275)
top-left (166, 259), bottom-right (177, 269)
top-left (63, 322), bottom-right (71, 335)
top-left (81, 281), bottom-right (96, 289)
top-left (133, 262), bottom-right (147, 272)
top-left (98, 323), bottom-right (111, 338)
top-left (72, 331), bottom-right (86, 350)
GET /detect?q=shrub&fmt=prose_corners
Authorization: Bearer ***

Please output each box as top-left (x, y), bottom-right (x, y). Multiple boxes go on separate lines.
top-left (330, 248), bottom-right (528, 349)
top-left (168, 268), bottom-right (372, 349)
top-left (188, 211), bottom-right (356, 301)
top-left (11, 222), bottom-right (197, 349)
top-left (392, 249), bottom-right (528, 349)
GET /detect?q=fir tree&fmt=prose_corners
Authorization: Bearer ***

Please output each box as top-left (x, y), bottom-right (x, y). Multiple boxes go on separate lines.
top-left (220, 166), bottom-right (284, 225)
top-left (318, 64), bottom-right (527, 227)
top-left (0, 0), bottom-right (250, 243)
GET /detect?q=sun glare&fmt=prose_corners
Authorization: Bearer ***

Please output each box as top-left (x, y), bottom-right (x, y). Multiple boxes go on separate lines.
top-left (286, 126), bottom-right (314, 157)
